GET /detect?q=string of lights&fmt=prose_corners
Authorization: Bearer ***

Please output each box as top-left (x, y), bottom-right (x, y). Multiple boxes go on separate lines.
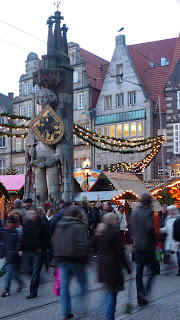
top-left (104, 144), bottom-right (162, 173)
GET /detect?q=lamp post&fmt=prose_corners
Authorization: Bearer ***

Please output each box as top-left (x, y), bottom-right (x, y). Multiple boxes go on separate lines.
top-left (84, 166), bottom-right (91, 192)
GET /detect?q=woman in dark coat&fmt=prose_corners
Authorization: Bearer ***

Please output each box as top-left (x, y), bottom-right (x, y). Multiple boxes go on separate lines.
top-left (95, 212), bottom-right (131, 320)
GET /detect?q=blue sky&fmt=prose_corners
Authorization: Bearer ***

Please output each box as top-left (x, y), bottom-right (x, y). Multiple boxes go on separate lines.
top-left (0, 0), bottom-right (180, 96)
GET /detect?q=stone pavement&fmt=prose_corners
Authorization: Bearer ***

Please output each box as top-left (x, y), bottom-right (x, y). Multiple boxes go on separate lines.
top-left (0, 255), bottom-right (180, 320)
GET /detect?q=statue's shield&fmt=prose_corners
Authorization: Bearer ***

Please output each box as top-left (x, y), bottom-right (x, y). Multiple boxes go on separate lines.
top-left (29, 105), bottom-right (64, 145)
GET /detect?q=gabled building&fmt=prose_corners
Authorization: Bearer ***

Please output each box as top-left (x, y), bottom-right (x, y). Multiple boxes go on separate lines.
top-left (68, 42), bottom-right (109, 169)
top-left (95, 34), bottom-right (179, 180)
top-left (12, 52), bottom-right (41, 174)
top-left (163, 35), bottom-right (180, 178)
top-left (0, 93), bottom-right (13, 173)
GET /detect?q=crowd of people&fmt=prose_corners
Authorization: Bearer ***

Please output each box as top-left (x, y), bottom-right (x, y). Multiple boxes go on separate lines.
top-left (0, 195), bottom-right (180, 320)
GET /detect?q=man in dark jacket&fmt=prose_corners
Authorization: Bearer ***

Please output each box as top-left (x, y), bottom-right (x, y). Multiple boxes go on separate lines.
top-left (91, 201), bottom-right (101, 257)
top-left (19, 207), bottom-right (51, 299)
top-left (130, 193), bottom-right (156, 306)
top-left (53, 206), bottom-right (88, 320)
top-left (1, 215), bottom-right (25, 297)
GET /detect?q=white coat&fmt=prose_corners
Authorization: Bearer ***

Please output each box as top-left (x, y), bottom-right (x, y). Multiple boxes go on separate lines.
top-left (160, 214), bottom-right (180, 252)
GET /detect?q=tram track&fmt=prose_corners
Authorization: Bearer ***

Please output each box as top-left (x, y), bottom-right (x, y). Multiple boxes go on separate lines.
top-left (0, 264), bottom-right (177, 320)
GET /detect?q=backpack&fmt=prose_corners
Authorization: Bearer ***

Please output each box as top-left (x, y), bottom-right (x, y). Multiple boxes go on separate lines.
top-left (173, 218), bottom-right (180, 241)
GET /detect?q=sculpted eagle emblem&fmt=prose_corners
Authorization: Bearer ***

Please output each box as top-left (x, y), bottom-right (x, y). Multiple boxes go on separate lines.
top-left (29, 105), bottom-right (64, 145)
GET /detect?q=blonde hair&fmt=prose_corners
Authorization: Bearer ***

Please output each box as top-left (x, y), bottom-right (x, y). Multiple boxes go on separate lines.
top-left (95, 212), bottom-right (118, 236)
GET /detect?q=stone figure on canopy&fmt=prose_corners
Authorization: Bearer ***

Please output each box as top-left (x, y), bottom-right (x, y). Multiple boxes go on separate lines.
top-left (25, 88), bottom-right (64, 204)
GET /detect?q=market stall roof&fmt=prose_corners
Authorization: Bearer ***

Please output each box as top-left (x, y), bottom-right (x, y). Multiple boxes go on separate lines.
top-left (89, 172), bottom-right (161, 210)
top-left (0, 175), bottom-right (25, 191)
top-left (74, 190), bottom-right (123, 202)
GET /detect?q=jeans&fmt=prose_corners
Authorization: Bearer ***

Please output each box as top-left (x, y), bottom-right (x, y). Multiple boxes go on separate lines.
top-left (106, 292), bottom-right (117, 320)
top-left (4, 264), bottom-right (24, 291)
top-left (59, 262), bottom-right (87, 319)
top-left (23, 251), bottom-right (43, 296)
top-left (135, 250), bottom-right (156, 302)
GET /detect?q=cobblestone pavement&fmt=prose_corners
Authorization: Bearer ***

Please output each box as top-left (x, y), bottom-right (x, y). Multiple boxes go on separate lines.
top-left (0, 255), bottom-right (180, 320)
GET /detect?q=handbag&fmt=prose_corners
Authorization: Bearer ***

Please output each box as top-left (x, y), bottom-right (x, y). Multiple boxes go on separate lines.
top-left (155, 242), bottom-right (163, 262)
top-left (53, 268), bottom-right (61, 296)
top-left (0, 258), bottom-right (6, 277)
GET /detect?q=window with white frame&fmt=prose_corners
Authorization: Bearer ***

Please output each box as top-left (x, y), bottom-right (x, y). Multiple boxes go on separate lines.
top-left (138, 121), bottom-right (143, 136)
top-left (96, 127), bottom-right (101, 136)
top-left (0, 137), bottom-right (5, 148)
top-left (24, 83), bottom-right (30, 95)
top-left (16, 138), bottom-right (22, 152)
top-left (128, 91), bottom-right (136, 106)
top-left (157, 129), bottom-right (167, 146)
top-left (116, 93), bottom-right (124, 107)
top-left (28, 105), bottom-right (32, 118)
top-left (73, 71), bottom-right (79, 83)
top-left (73, 134), bottom-right (78, 145)
top-left (74, 160), bottom-right (79, 170)
top-left (78, 93), bottom-right (85, 109)
top-left (0, 159), bottom-right (5, 174)
top-left (104, 96), bottom-right (112, 110)
top-left (177, 91), bottom-right (180, 109)
top-left (33, 84), bottom-right (38, 93)
top-left (116, 64), bottom-right (123, 83)
top-left (20, 106), bottom-right (26, 117)
top-left (174, 123), bottom-right (180, 154)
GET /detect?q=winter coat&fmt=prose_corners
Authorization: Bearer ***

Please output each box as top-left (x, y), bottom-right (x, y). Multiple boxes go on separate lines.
top-left (117, 211), bottom-right (127, 231)
top-left (1, 227), bottom-right (22, 264)
top-left (52, 216), bottom-right (88, 263)
top-left (91, 207), bottom-right (101, 231)
top-left (130, 204), bottom-right (156, 251)
top-left (96, 224), bottom-right (130, 292)
top-left (160, 214), bottom-right (180, 252)
top-left (22, 217), bottom-right (51, 252)
top-left (50, 209), bottom-right (64, 233)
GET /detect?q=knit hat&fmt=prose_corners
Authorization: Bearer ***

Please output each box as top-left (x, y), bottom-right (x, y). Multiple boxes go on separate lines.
top-left (25, 198), bottom-right (33, 203)
top-left (166, 205), bottom-right (177, 211)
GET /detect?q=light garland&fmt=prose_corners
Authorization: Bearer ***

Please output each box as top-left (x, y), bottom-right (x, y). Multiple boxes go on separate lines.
top-left (104, 144), bottom-right (161, 173)
top-left (0, 113), bottom-right (30, 121)
top-left (73, 124), bottom-right (164, 154)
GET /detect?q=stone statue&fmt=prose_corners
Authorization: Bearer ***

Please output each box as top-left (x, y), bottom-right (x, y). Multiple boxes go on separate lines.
top-left (25, 88), bottom-right (62, 205)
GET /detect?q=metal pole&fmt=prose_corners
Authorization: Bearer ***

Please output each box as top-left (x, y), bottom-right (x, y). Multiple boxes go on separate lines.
top-left (158, 95), bottom-right (166, 188)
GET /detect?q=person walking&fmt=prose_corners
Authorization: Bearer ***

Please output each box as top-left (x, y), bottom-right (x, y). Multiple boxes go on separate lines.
top-left (1, 215), bottom-right (25, 297)
top-left (130, 193), bottom-right (156, 306)
top-left (95, 212), bottom-right (131, 320)
top-left (158, 204), bottom-right (168, 261)
top-left (160, 205), bottom-right (180, 274)
top-left (19, 207), bottom-right (51, 299)
top-left (52, 206), bottom-right (88, 320)
top-left (91, 201), bottom-right (101, 257)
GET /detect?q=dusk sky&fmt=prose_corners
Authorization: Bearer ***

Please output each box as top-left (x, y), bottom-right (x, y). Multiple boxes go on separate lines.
top-left (0, 0), bottom-right (180, 96)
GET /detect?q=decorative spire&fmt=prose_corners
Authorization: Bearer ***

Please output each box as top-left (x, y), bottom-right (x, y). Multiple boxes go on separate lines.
top-left (47, 16), bottom-right (54, 55)
top-left (62, 24), bottom-right (68, 55)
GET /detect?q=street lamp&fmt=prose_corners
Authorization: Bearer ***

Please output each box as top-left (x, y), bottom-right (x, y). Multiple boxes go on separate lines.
top-left (84, 166), bottom-right (91, 192)
top-left (82, 158), bottom-right (91, 192)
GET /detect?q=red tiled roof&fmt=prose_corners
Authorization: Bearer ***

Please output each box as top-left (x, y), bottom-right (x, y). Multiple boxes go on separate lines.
top-left (127, 37), bottom-right (179, 113)
top-left (79, 48), bottom-right (109, 91)
top-left (145, 65), bottom-right (171, 112)
top-left (129, 38), bottom-right (177, 66)
top-left (169, 35), bottom-right (180, 77)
